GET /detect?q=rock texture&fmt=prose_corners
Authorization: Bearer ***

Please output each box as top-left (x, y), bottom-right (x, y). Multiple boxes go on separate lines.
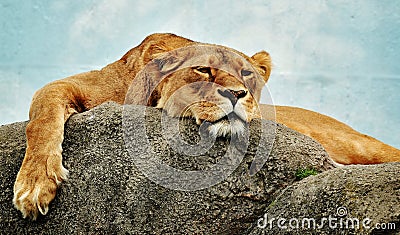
top-left (249, 163), bottom-right (400, 235)
top-left (0, 102), bottom-right (397, 234)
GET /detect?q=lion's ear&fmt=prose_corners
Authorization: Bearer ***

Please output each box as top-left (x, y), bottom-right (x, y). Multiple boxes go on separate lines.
top-left (142, 41), bottom-right (187, 74)
top-left (152, 54), bottom-right (184, 74)
top-left (142, 42), bottom-right (171, 64)
top-left (251, 51), bottom-right (272, 82)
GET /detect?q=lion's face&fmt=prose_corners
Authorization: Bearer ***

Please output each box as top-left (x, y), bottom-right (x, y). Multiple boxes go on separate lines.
top-left (130, 43), bottom-right (272, 137)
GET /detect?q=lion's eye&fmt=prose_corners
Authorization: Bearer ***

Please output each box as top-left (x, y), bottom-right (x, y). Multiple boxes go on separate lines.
top-left (241, 69), bottom-right (253, 77)
top-left (195, 67), bottom-right (211, 74)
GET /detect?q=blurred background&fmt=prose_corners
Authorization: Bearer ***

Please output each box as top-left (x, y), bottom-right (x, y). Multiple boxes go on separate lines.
top-left (0, 0), bottom-right (399, 148)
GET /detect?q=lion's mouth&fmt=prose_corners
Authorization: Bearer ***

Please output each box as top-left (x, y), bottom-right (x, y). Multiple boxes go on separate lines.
top-left (211, 112), bottom-right (246, 124)
top-left (200, 112), bottom-right (248, 137)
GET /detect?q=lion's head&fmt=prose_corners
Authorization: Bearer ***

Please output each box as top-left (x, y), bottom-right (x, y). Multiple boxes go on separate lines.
top-left (125, 33), bottom-right (272, 137)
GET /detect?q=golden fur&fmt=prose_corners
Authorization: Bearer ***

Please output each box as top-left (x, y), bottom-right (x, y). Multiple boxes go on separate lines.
top-left (261, 105), bottom-right (400, 164)
top-left (13, 33), bottom-right (399, 220)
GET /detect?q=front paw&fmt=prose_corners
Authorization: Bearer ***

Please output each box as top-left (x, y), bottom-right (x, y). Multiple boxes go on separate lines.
top-left (13, 160), bottom-right (69, 220)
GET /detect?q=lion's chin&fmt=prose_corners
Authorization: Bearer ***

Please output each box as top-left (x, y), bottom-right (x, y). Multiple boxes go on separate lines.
top-left (200, 113), bottom-right (248, 138)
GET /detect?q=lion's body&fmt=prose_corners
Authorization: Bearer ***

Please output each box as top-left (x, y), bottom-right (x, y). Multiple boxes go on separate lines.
top-left (13, 33), bottom-right (400, 220)
top-left (260, 105), bottom-right (400, 164)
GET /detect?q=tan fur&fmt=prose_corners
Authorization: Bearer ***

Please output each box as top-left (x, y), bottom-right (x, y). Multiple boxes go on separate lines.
top-left (260, 105), bottom-right (400, 164)
top-left (13, 33), bottom-right (399, 220)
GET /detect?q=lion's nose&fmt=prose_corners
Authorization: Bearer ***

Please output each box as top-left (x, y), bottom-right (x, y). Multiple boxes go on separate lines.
top-left (217, 89), bottom-right (247, 106)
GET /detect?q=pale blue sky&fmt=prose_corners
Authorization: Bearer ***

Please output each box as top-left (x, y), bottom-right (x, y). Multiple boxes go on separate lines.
top-left (0, 0), bottom-right (399, 147)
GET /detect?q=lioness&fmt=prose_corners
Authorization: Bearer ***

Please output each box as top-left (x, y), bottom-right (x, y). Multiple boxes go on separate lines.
top-left (14, 33), bottom-right (400, 220)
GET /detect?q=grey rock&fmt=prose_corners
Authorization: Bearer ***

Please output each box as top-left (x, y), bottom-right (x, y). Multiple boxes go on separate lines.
top-left (0, 101), bottom-right (346, 234)
top-left (249, 163), bottom-right (400, 235)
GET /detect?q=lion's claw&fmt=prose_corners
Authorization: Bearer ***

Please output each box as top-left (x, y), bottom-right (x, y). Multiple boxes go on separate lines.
top-left (13, 164), bottom-right (68, 220)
